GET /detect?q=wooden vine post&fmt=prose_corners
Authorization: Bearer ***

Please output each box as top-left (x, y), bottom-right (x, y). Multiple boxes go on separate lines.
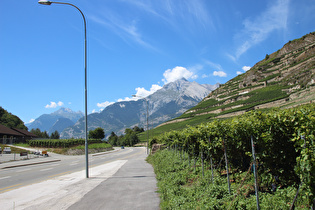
top-left (251, 135), bottom-right (260, 210)
top-left (201, 147), bottom-right (204, 177)
top-left (209, 136), bottom-right (214, 182)
top-left (223, 138), bottom-right (231, 194)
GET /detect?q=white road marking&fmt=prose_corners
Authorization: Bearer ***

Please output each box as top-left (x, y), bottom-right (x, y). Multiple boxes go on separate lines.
top-left (0, 176), bottom-right (11, 180)
top-left (48, 163), bottom-right (60, 167)
top-left (40, 168), bottom-right (53, 172)
top-left (16, 168), bottom-right (31, 173)
top-left (70, 163), bottom-right (79, 166)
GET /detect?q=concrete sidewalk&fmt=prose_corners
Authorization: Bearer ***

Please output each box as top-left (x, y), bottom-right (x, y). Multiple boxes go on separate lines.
top-left (68, 148), bottom-right (160, 210)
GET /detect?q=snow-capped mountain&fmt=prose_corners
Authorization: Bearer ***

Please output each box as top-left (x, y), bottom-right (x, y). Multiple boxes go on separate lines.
top-left (27, 107), bottom-right (83, 134)
top-left (61, 78), bottom-right (219, 138)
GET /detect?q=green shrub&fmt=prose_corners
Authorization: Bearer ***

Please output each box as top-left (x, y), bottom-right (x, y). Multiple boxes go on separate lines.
top-left (148, 103), bottom-right (315, 209)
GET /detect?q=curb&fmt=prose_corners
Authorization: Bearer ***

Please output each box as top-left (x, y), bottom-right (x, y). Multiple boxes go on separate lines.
top-left (1, 159), bottom-right (61, 169)
top-left (92, 148), bottom-right (121, 157)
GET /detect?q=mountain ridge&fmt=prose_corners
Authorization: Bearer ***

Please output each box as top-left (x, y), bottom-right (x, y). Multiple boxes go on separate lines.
top-left (61, 78), bottom-right (219, 138)
top-left (27, 107), bottom-right (83, 134)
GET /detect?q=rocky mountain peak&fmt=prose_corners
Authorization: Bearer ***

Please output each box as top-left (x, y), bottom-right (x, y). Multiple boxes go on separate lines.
top-left (61, 79), bottom-right (219, 138)
top-left (27, 107), bottom-right (84, 134)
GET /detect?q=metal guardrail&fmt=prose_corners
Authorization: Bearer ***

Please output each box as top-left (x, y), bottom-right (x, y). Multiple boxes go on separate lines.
top-left (0, 153), bottom-right (46, 163)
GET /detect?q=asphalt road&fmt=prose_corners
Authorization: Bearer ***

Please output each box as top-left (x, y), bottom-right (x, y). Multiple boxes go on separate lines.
top-left (0, 147), bottom-right (133, 192)
top-left (0, 147), bottom-right (160, 210)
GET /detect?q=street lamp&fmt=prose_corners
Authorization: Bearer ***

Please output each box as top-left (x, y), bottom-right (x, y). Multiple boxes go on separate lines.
top-left (132, 95), bottom-right (149, 154)
top-left (38, 0), bottom-right (89, 178)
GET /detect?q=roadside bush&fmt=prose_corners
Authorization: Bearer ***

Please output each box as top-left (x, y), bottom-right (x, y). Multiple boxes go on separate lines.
top-left (28, 139), bottom-right (102, 148)
top-left (148, 103), bottom-right (314, 209)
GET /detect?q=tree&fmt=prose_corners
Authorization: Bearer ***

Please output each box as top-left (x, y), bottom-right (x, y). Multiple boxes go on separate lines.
top-left (118, 135), bottom-right (125, 146)
top-left (0, 106), bottom-right (27, 130)
top-left (31, 128), bottom-right (41, 137)
top-left (30, 128), bottom-right (49, 139)
top-left (88, 127), bottom-right (105, 139)
top-left (43, 131), bottom-right (49, 139)
top-left (109, 128), bottom-right (141, 146)
top-left (124, 128), bottom-right (140, 146)
top-left (133, 126), bottom-right (144, 133)
top-left (50, 130), bottom-right (60, 139)
top-left (108, 131), bottom-right (118, 146)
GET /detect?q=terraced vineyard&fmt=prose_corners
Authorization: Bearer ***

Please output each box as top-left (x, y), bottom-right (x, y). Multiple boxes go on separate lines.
top-left (155, 32), bottom-right (315, 131)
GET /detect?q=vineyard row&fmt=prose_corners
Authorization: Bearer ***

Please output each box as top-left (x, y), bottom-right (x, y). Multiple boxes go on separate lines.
top-left (151, 103), bottom-right (315, 206)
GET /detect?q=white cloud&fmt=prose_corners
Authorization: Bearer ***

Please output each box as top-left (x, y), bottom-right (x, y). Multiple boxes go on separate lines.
top-left (90, 10), bottom-right (157, 52)
top-left (162, 66), bottom-right (197, 84)
top-left (191, 74), bottom-right (198, 80)
top-left (134, 84), bottom-right (162, 98)
top-left (237, 66), bottom-right (251, 75)
top-left (242, 66), bottom-right (251, 71)
top-left (29, 119), bottom-right (35, 123)
top-left (97, 101), bottom-right (114, 108)
top-left (45, 101), bottom-right (64, 109)
top-left (121, 0), bottom-right (214, 32)
top-left (96, 84), bottom-right (162, 110)
top-left (213, 71), bottom-right (227, 77)
top-left (202, 74), bottom-right (209, 78)
top-left (231, 0), bottom-right (289, 60)
top-left (135, 87), bottom-right (151, 97)
top-left (204, 60), bottom-right (223, 71)
top-left (188, 64), bottom-right (204, 72)
top-left (94, 65), bottom-right (196, 111)
top-left (117, 97), bottom-right (135, 102)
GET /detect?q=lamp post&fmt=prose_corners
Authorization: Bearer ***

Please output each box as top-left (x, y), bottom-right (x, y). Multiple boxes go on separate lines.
top-left (38, 0), bottom-right (89, 178)
top-left (132, 95), bottom-right (149, 154)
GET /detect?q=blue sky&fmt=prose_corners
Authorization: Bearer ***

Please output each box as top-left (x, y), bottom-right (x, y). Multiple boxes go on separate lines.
top-left (1, 0), bottom-right (315, 124)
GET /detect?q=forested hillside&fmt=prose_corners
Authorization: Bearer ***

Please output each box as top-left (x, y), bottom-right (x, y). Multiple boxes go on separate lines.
top-left (0, 107), bottom-right (27, 130)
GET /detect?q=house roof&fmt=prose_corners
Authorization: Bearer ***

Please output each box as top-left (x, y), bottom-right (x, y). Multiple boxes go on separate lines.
top-left (11, 128), bottom-right (38, 138)
top-left (0, 124), bottom-right (24, 136)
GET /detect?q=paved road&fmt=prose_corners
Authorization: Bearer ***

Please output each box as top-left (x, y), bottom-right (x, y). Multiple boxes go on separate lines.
top-left (0, 147), bottom-right (160, 210)
top-left (0, 147), bottom-right (132, 192)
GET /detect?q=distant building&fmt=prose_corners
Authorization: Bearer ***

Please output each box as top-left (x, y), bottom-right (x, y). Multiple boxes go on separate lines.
top-left (0, 124), bottom-right (37, 144)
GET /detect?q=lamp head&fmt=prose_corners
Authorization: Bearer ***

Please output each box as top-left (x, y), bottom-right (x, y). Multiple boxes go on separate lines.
top-left (38, 0), bottom-right (52, 5)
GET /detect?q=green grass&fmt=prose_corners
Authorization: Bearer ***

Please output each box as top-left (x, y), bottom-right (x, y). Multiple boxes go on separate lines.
top-left (139, 113), bottom-right (217, 141)
top-left (147, 149), bottom-right (310, 209)
top-left (187, 98), bottom-right (219, 111)
top-left (1, 144), bottom-right (30, 153)
top-left (74, 142), bottom-right (112, 150)
top-left (13, 143), bottom-right (30, 148)
top-left (243, 85), bottom-right (287, 104)
top-left (258, 73), bottom-right (281, 82)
